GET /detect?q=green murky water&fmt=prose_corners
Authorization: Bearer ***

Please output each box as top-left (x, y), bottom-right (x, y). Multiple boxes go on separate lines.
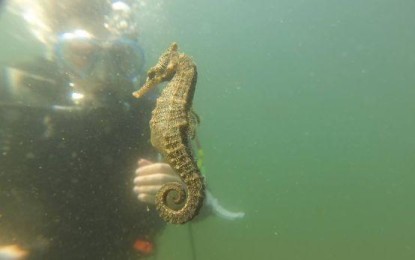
top-left (1, 1), bottom-right (414, 259)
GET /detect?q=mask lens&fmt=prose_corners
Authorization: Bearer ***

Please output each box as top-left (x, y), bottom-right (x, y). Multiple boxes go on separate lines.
top-left (56, 33), bottom-right (98, 77)
top-left (107, 39), bottom-right (145, 81)
top-left (55, 32), bottom-right (145, 83)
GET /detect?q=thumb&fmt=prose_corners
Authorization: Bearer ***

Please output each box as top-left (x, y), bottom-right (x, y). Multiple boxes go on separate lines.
top-left (138, 158), bottom-right (153, 167)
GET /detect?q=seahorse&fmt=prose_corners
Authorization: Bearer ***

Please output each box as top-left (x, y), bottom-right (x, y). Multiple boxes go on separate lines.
top-left (133, 43), bottom-right (205, 224)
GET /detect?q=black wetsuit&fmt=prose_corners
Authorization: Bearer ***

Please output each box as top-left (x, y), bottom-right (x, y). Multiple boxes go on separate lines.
top-left (0, 58), bottom-right (164, 259)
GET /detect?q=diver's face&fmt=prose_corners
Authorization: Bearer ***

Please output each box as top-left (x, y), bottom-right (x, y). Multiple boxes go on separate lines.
top-left (55, 30), bottom-right (145, 106)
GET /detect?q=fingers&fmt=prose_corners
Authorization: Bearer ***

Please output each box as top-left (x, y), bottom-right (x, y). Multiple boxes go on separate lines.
top-left (134, 173), bottom-right (180, 187)
top-left (133, 159), bottom-right (183, 205)
top-left (133, 185), bottom-right (162, 197)
top-left (137, 193), bottom-right (156, 204)
top-left (138, 158), bottom-right (153, 167)
top-left (135, 162), bottom-right (175, 176)
top-left (133, 175), bottom-right (180, 205)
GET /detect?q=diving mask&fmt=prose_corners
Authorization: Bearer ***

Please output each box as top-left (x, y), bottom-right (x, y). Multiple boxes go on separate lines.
top-left (54, 29), bottom-right (145, 83)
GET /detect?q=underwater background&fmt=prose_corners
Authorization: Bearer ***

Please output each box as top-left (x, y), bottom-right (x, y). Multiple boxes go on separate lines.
top-left (1, 0), bottom-right (414, 259)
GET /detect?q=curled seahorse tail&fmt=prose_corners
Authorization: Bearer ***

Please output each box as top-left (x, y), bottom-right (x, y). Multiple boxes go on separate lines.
top-left (156, 174), bottom-right (205, 224)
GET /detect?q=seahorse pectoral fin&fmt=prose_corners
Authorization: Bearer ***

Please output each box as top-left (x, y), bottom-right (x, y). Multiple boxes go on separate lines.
top-left (191, 108), bottom-right (200, 125)
top-left (150, 130), bottom-right (160, 151)
top-left (187, 108), bottom-right (200, 140)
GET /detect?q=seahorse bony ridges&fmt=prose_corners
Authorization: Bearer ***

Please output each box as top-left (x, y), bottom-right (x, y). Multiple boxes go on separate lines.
top-left (133, 43), bottom-right (205, 224)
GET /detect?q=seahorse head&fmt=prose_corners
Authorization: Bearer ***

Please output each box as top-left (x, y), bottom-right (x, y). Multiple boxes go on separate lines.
top-left (133, 42), bottom-right (179, 98)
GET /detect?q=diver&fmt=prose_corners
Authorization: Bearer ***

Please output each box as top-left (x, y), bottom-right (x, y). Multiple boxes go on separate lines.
top-left (0, 0), bottom-right (244, 259)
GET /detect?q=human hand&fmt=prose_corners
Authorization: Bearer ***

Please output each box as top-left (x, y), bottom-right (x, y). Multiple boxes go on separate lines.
top-left (133, 158), bottom-right (182, 204)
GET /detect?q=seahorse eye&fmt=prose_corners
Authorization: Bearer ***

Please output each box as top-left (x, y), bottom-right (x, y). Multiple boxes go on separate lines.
top-left (167, 63), bottom-right (176, 72)
top-left (147, 70), bottom-right (156, 79)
